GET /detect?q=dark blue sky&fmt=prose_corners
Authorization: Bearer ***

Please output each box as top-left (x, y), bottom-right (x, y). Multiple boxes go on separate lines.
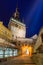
top-left (0, 0), bottom-right (43, 37)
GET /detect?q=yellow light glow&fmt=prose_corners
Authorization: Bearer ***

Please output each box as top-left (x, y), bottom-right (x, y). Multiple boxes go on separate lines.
top-left (28, 46), bottom-right (33, 57)
top-left (26, 48), bottom-right (29, 55)
top-left (21, 46), bottom-right (33, 57)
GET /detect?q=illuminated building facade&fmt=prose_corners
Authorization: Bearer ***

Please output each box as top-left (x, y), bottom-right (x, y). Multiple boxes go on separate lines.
top-left (34, 27), bottom-right (43, 53)
top-left (8, 7), bottom-right (33, 56)
top-left (0, 21), bottom-right (18, 58)
top-left (0, 7), bottom-right (36, 59)
top-left (8, 8), bottom-right (26, 40)
top-left (0, 21), bottom-right (12, 41)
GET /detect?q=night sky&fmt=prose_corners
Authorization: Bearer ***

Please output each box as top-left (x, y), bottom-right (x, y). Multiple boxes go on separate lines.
top-left (0, 0), bottom-right (43, 38)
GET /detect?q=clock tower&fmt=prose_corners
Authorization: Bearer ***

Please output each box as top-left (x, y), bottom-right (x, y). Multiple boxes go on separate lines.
top-left (8, 7), bottom-right (26, 40)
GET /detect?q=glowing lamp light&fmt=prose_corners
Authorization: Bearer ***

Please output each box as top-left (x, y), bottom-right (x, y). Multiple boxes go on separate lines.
top-left (28, 46), bottom-right (33, 57)
top-left (26, 49), bottom-right (29, 55)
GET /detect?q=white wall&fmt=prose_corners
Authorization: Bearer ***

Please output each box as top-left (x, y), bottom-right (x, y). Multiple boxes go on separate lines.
top-left (11, 26), bottom-right (26, 39)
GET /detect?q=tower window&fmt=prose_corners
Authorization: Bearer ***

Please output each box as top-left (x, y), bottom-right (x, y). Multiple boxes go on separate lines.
top-left (15, 24), bottom-right (18, 27)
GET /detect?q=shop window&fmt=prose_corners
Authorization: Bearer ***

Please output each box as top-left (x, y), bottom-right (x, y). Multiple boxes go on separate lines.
top-left (0, 48), bottom-right (3, 58)
top-left (14, 49), bottom-right (18, 56)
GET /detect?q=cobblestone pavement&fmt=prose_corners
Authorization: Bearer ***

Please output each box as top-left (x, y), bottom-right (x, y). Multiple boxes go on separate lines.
top-left (0, 55), bottom-right (36, 65)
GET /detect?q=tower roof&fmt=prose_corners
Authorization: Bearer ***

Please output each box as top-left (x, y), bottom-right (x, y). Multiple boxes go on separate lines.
top-left (13, 7), bottom-right (20, 20)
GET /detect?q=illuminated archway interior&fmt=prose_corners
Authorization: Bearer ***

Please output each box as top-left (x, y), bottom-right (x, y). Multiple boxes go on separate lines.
top-left (21, 45), bottom-right (33, 56)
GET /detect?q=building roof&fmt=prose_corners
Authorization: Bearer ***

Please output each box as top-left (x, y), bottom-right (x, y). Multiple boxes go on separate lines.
top-left (10, 17), bottom-right (26, 27)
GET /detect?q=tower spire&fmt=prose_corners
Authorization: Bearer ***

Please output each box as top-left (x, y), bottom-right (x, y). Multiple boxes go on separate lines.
top-left (13, 2), bottom-right (20, 20)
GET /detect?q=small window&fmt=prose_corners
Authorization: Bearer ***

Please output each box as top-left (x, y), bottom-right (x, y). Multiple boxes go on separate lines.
top-left (41, 33), bottom-right (43, 42)
top-left (18, 43), bottom-right (20, 46)
top-left (15, 24), bottom-right (18, 27)
top-left (25, 44), bottom-right (27, 46)
top-left (12, 35), bottom-right (14, 37)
